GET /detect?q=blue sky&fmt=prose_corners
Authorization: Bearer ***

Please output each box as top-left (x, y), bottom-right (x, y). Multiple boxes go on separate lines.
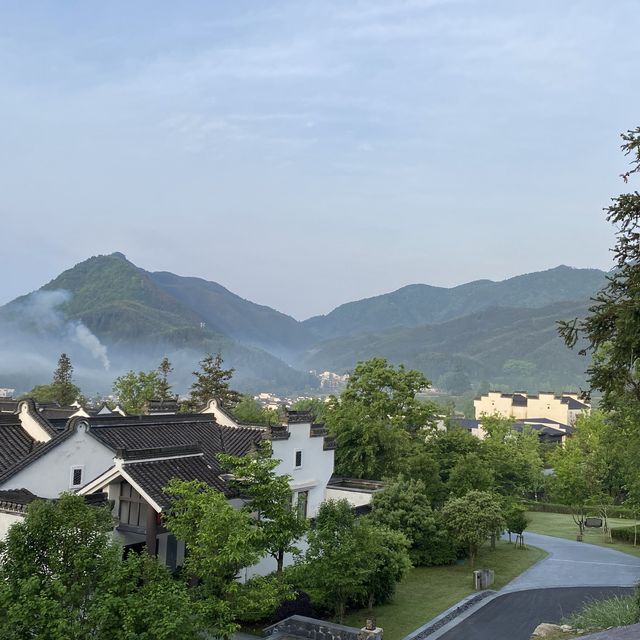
top-left (1, 1), bottom-right (638, 319)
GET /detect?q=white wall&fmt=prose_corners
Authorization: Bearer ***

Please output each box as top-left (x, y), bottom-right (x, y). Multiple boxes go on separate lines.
top-left (272, 425), bottom-right (335, 520)
top-left (0, 423), bottom-right (114, 498)
top-left (0, 511), bottom-right (23, 540)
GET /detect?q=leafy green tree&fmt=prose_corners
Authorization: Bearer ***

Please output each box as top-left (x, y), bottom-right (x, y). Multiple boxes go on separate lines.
top-left (429, 427), bottom-right (481, 485)
top-left (218, 442), bottom-right (308, 573)
top-left (0, 493), bottom-right (203, 640)
top-left (558, 127), bottom-right (640, 409)
top-left (188, 353), bottom-right (241, 410)
top-left (162, 479), bottom-right (263, 638)
top-left (504, 503), bottom-right (529, 547)
top-left (290, 397), bottom-right (329, 422)
top-left (325, 358), bottom-right (438, 479)
top-left (442, 490), bottom-right (505, 567)
top-left (370, 477), bottom-right (455, 566)
top-left (112, 369), bottom-right (163, 414)
top-left (338, 358), bottom-right (436, 434)
top-left (22, 353), bottom-right (82, 406)
top-left (447, 453), bottom-right (495, 497)
top-left (298, 499), bottom-right (410, 623)
top-left (401, 448), bottom-right (447, 507)
top-left (478, 415), bottom-right (544, 498)
top-left (358, 519), bottom-right (412, 612)
top-left (232, 395), bottom-right (279, 425)
top-left (328, 402), bottom-right (410, 479)
top-left (548, 412), bottom-right (613, 535)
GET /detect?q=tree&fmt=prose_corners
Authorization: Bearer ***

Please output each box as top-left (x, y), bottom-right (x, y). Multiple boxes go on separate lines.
top-left (22, 353), bottom-right (82, 406)
top-left (558, 127), bottom-right (640, 409)
top-left (188, 353), bottom-right (241, 410)
top-left (328, 402), bottom-right (410, 479)
top-left (358, 519), bottom-right (412, 612)
top-left (162, 480), bottom-right (262, 638)
top-left (447, 453), bottom-right (495, 497)
top-left (548, 412), bottom-right (613, 536)
top-left (441, 491), bottom-right (505, 567)
top-left (370, 477), bottom-right (456, 566)
top-left (401, 448), bottom-right (447, 507)
top-left (504, 503), bottom-right (529, 548)
top-left (297, 499), bottom-right (409, 623)
top-left (157, 356), bottom-right (176, 402)
top-left (290, 397), bottom-right (329, 422)
top-left (0, 493), bottom-right (203, 640)
top-left (232, 395), bottom-right (279, 425)
top-left (218, 442), bottom-right (308, 573)
top-left (479, 415), bottom-right (544, 498)
top-left (325, 358), bottom-right (438, 479)
top-left (112, 369), bottom-right (163, 414)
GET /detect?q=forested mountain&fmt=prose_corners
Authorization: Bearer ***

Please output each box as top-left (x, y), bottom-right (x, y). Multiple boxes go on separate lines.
top-left (0, 253), bottom-right (315, 394)
top-left (303, 265), bottom-right (606, 339)
top-left (0, 253), bottom-right (605, 394)
top-left (300, 301), bottom-right (591, 391)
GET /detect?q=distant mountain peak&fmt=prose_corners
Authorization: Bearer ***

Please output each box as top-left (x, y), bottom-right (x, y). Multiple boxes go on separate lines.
top-left (110, 251), bottom-right (128, 261)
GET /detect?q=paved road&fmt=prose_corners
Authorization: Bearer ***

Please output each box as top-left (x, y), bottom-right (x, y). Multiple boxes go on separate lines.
top-left (503, 532), bottom-right (640, 591)
top-left (430, 533), bottom-right (640, 640)
top-left (436, 586), bottom-right (633, 640)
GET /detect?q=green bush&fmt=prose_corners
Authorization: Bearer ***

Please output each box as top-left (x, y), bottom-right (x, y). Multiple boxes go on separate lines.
top-left (524, 500), bottom-right (638, 519)
top-left (564, 594), bottom-right (639, 629)
top-left (610, 525), bottom-right (640, 544)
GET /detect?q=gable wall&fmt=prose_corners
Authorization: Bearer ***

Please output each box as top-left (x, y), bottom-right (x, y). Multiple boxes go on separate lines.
top-left (0, 425), bottom-right (114, 498)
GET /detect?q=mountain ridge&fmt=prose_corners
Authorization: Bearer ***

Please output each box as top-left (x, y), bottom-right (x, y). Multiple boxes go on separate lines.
top-left (0, 253), bottom-right (606, 393)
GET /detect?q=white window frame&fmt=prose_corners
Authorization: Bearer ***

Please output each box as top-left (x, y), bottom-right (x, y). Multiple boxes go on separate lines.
top-left (69, 465), bottom-right (85, 489)
top-left (294, 449), bottom-right (303, 469)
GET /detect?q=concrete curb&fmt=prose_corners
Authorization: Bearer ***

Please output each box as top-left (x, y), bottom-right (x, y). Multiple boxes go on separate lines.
top-left (401, 590), bottom-right (496, 640)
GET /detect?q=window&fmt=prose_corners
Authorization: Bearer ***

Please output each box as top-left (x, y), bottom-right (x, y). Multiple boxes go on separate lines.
top-left (294, 450), bottom-right (303, 468)
top-left (296, 490), bottom-right (309, 519)
top-left (69, 466), bottom-right (84, 488)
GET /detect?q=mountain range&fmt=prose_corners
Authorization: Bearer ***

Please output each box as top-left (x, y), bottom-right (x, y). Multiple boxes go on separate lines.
top-left (0, 253), bottom-right (606, 395)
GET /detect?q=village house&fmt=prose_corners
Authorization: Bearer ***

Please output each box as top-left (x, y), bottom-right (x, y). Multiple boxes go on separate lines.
top-left (0, 397), bottom-right (373, 577)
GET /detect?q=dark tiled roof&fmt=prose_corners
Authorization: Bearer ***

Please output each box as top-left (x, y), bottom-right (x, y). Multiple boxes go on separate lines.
top-left (0, 416), bottom-right (40, 474)
top-left (451, 418), bottom-right (481, 430)
top-left (0, 400), bottom-right (18, 412)
top-left (511, 393), bottom-right (528, 406)
top-left (87, 414), bottom-right (265, 473)
top-left (0, 422), bottom-right (78, 485)
top-left (561, 397), bottom-right (589, 410)
top-left (513, 422), bottom-right (565, 437)
top-left (38, 408), bottom-right (77, 420)
top-left (145, 399), bottom-right (180, 414)
top-left (284, 410), bottom-right (314, 424)
top-left (0, 488), bottom-right (39, 512)
top-left (125, 454), bottom-right (228, 509)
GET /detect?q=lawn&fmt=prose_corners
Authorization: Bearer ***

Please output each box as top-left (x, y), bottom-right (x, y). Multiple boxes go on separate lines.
top-left (525, 511), bottom-right (640, 557)
top-left (342, 541), bottom-right (547, 640)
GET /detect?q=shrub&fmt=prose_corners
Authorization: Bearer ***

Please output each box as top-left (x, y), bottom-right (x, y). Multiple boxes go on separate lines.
top-left (610, 525), bottom-right (640, 545)
top-left (564, 594), bottom-right (639, 629)
top-left (524, 500), bottom-right (638, 519)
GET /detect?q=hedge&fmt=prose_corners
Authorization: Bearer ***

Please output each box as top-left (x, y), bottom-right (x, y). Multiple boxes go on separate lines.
top-left (524, 500), bottom-right (639, 520)
top-left (611, 525), bottom-right (640, 545)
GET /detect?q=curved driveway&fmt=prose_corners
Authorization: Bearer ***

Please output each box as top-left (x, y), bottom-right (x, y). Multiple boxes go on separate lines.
top-left (429, 533), bottom-right (640, 640)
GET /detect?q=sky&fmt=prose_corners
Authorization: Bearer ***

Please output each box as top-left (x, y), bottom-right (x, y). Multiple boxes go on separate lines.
top-left (1, 1), bottom-right (638, 320)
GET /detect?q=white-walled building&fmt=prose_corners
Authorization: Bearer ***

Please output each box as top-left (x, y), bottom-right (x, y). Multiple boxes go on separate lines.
top-left (473, 391), bottom-right (590, 425)
top-left (0, 397), bottom-right (338, 575)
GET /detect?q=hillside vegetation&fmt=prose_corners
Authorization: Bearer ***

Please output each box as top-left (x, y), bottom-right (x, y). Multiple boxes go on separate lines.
top-left (0, 253), bottom-right (605, 393)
